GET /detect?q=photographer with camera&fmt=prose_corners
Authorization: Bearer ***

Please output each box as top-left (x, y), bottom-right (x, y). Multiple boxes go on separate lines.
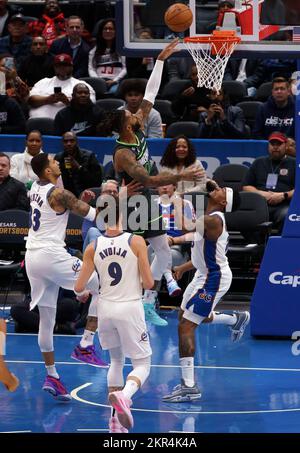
top-left (199, 87), bottom-right (246, 139)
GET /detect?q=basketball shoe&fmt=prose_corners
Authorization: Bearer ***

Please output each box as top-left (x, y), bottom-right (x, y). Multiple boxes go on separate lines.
top-left (42, 375), bottom-right (71, 402)
top-left (162, 379), bottom-right (201, 403)
top-left (71, 345), bottom-right (108, 367)
top-left (108, 391), bottom-right (133, 429)
top-left (230, 311), bottom-right (250, 342)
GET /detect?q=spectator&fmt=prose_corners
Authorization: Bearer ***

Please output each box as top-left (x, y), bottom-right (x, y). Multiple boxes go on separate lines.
top-left (27, 0), bottom-right (66, 48)
top-left (242, 131), bottom-right (295, 233)
top-left (0, 152), bottom-right (29, 211)
top-left (0, 0), bottom-right (21, 38)
top-left (49, 16), bottom-right (90, 78)
top-left (0, 92), bottom-right (26, 133)
top-left (11, 290), bottom-right (82, 334)
top-left (224, 58), bottom-right (265, 97)
top-left (54, 83), bottom-right (105, 136)
top-left (125, 28), bottom-right (155, 79)
top-left (10, 130), bottom-right (43, 188)
top-left (160, 135), bottom-right (207, 194)
top-left (18, 36), bottom-right (55, 88)
top-left (286, 137), bottom-right (296, 158)
top-left (54, 131), bottom-right (103, 197)
top-left (0, 53), bottom-right (29, 115)
top-left (28, 53), bottom-right (95, 119)
top-left (172, 63), bottom-right (210, 121)
top-left (253, 77), bottom-right (295, 139)
top-left (0, 14), bottom-right (32, 70)
top-left (199, 87), bottom-right (246, 139)
top-left (88, 18), bottom-right (126, 95)
top-left (118, 78), bottom-right (163, 138)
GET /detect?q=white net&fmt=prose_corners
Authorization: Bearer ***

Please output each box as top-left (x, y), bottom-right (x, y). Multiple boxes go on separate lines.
top-left (184, 39), bottom-right (240, 93)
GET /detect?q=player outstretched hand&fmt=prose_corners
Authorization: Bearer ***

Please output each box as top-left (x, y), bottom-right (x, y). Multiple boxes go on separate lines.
top-left (157, 38), bottom-right (180, 61)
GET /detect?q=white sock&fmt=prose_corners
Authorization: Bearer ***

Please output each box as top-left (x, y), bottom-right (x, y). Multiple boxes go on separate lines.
top-left (164, 271), bottom-right (174, 284)
top-left (143, 290), bottom-right (157, 305)
top-left (80, 330), bottom-right (95, 348)
top-left (46, 364), bottom-right (59, 379)
top-left (180, 357), bottom-right (194, 387)
top-left (122, 379), bottom-right (139, 400)
top-left (211, 312), bottom-right (237, 326)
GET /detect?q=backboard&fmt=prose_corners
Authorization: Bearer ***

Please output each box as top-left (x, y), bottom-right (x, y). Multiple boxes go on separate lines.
top-left (116, 0), bottom-right (300, 58)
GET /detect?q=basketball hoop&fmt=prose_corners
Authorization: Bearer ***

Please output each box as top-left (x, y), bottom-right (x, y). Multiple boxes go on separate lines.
top-left (184, 31), bottom-right (241, 93)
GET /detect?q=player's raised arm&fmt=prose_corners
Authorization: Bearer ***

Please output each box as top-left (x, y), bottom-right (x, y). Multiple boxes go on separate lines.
top-left (137, 38), bottom-right (180, 124)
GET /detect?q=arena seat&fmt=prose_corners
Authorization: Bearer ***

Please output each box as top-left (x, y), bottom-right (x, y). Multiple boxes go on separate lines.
top-left (213, 163), bottom-right (249, 191)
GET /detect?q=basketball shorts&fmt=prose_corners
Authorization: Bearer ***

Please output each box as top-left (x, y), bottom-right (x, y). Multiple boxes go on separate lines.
top-left (181, 268), bottom-right (232, 325)
top-left (97, 300), bottom-right (152, 359)
top-left (25, 247), bottom-right (99, 310)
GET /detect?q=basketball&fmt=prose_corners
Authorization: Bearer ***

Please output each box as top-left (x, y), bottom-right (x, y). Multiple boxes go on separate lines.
top-left (164, 3), bottom-right (193, 33)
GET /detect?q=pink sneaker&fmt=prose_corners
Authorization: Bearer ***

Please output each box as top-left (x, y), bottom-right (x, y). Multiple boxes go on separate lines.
top-left (108, 391), bottom-right (133, 430)
top-left (71, 345), bottom-right (108, 367)
top-left (109, 416), bottom-right (128, 433)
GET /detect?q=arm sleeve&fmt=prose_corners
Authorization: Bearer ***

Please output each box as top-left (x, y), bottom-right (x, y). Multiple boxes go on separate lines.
top-left (144, 59), bottom-right (164, 105)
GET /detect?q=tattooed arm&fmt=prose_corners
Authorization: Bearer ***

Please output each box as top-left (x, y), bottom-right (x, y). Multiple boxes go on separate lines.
top-left (114, 148), bottom-right (205, 188)
top-left (48, 188), bottom-right (93, 217)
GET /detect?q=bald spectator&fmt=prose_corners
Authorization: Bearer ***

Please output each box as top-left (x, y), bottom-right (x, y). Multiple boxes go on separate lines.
top-left (18, 36), bottom-right (55, 87)
top-left (54, 83), bottom-right (105, 136)
top-left (49, 16), bottom-right (90, 78)
top-left (28, 53), bottom-right (95, 119)
top-left (54, 132), bottom-right (103, 197)
top-left (0, 153), bottom-right (29, 211)
top-left (0, 14), bottom-right (32, 70)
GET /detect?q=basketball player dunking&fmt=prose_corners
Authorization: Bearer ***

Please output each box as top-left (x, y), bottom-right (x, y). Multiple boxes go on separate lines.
top-left (97, 38), bottom-right (204, 327)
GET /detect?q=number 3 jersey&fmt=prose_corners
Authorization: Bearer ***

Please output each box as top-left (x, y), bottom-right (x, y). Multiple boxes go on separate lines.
top-left (26, 181), bottom-right (69, 250)
top-left (94, 232), bottom-right (143, 303)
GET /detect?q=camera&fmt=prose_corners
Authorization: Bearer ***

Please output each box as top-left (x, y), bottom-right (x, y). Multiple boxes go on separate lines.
top-left (54, 86), bottom-right (62, 94)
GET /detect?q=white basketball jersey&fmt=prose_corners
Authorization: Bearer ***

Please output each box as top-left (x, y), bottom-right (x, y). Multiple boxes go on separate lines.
top-left (191, 211), bottom-right (229, 274)
top-left (94, 232), bottom-right (142, 303)
top-left (26, 181), bottom-right (69, 250)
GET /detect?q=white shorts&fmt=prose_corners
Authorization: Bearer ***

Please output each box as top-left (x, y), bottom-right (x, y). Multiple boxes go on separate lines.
top-left (25, 248), bottom-right (99, 310)
top-left (181, 268), bottom-right (232, 325)
top-left (97, 300), bottom-right (152, 360)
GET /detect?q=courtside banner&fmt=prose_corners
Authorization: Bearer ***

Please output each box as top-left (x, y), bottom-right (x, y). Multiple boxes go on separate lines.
top-left (251, 237), bottom-right (300, 337)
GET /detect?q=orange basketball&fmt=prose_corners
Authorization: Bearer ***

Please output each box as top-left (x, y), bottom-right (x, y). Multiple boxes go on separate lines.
top-left (164, 3), bottom-right (193, 33)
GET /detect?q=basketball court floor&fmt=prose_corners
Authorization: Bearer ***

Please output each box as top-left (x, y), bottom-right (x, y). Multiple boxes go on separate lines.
top-left (1, 309), bottom-right (300, 434)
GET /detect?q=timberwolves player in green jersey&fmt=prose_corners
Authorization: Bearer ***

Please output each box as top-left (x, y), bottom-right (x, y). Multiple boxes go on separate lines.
top-left (98, 39), bottom-right (204, 326)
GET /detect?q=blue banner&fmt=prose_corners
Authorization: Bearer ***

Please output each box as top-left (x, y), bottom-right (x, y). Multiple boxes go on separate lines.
top-left (2, 135), bottom-right (267, 178)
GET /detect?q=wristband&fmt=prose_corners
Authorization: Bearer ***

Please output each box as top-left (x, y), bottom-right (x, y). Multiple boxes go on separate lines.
top-left (84, 206), bottom-right (96, 221)
top-left (74, 288), bottom-right (87, 297)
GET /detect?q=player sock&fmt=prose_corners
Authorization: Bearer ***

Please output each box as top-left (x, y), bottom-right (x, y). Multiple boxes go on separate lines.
top-left (211, 312), bottom-right (237, 326)
top-left (46, 364), bottom-right (59, 379)
top-left (122, 379), bottom-right (139, 400)
top-left (164, 271), bottom-right (174, 284)
top-left (142, 290), bottom-right (157, 305)
top-left (80, 330), bottom-right (95, 348)
top-left (180, 357), bottom-right (195, 387)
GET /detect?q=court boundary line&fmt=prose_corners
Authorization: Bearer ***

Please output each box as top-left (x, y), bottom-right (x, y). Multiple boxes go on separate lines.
top-left (6, 359), bottom-right (300, 372)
